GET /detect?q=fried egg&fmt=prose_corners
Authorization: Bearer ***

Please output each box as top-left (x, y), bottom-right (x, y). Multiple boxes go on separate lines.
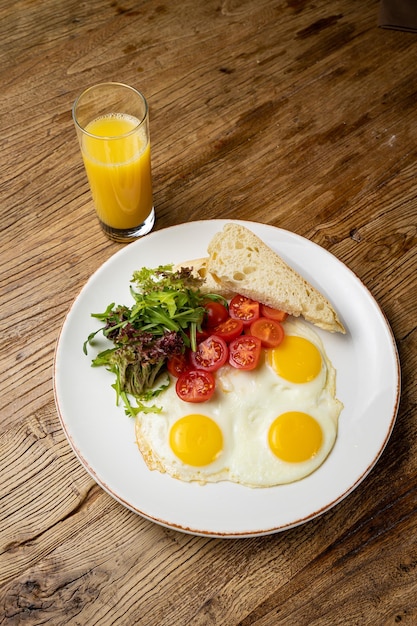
top-left (135, 318), bottom-right (343, 487)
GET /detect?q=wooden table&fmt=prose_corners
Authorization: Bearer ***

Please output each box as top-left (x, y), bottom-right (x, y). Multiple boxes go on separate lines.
top-left (1, 0), bottom-right (416, 623)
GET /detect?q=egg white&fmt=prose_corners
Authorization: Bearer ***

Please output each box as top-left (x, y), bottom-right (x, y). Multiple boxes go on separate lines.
top-left (135, 318), bottom-right (343, 487)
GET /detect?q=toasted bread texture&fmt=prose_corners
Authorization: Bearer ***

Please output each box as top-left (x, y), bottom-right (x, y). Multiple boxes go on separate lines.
top-left (206, 223), bottom-right (345, 333)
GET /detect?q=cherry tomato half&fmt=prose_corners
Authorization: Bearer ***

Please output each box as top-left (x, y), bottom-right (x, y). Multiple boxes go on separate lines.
top-left (229, 294), bottom-right (260, 326)
top-left (167, 353), bottom-right (191, 378)
top-left (249, 317), bottom-right (285, 348)
top-left (176, 369), bottom-right (216, 403)
top-left (260, 303), bottom-right (288, 323)
top-left (228, 335), bottom-right (262, 370)
top-left (212, 317), bottom-right (244, 342)
top-left (203, 301), bottom-right (229, 328)
top-left (190, 335), bottom-right (228, 372)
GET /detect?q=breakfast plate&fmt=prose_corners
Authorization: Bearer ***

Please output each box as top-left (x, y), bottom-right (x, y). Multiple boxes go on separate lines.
top-left (53, 220), bottom-right (400, 537)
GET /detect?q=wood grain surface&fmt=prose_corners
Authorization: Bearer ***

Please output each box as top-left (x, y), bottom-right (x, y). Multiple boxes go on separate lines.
top-left (1, 0), bottom-right (416, 624)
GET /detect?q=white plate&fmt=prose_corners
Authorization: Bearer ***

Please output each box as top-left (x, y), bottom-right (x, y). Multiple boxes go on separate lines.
top-left (53, 220), bottom-right (400, 537)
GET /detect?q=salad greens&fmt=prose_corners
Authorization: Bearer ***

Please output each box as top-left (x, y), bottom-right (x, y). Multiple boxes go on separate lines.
top-left (83, 264), bottom-right (226, 417)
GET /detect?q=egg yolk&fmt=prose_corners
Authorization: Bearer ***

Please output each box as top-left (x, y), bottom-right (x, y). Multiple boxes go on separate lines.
top-left (169, 414), bottom-right (223, 467)
top-left (268, 411), bottom-right (323, 463)
top-left (267, 335), bottom-right (322, 383)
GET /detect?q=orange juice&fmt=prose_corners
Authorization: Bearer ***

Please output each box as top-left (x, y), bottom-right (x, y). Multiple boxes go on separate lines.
top-left (82, 114), bottom-right (153, 230)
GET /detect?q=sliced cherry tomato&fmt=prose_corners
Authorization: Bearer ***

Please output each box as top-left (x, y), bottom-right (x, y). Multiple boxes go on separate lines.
top-left (212, 317), bottom-right (244, 342)
top-left (229, 294), bottom-right (260, 326)
top-left (190, 335), bottom-right (228, 372)
top-left (260, 304), bottom-right (288, 323)
top-left (249, 317), bottom-right (285, 348)
top-left (176, 370), bottom-right (216, 403)
top-left (203, 301), bottom-right (229, 328)
top-left (228, 335), bottom-right (262, 370)
top-left (167, 353), bottom-right (191, 378)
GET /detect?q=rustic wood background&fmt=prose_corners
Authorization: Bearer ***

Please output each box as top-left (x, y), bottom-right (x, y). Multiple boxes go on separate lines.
top-left (1, 0), bottom-right (416, 624)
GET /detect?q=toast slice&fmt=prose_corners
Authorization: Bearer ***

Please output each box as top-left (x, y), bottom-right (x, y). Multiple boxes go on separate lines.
top-left (206, 223), bottom-right (345, 333)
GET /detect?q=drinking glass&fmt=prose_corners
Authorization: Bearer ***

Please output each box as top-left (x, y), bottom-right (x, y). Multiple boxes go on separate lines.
top-left (73, 82), bottom-right (155, 242)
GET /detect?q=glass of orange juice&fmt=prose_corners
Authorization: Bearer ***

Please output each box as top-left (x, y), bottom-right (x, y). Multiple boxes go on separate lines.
top-left (72, 82), bottom-right (154, 243)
